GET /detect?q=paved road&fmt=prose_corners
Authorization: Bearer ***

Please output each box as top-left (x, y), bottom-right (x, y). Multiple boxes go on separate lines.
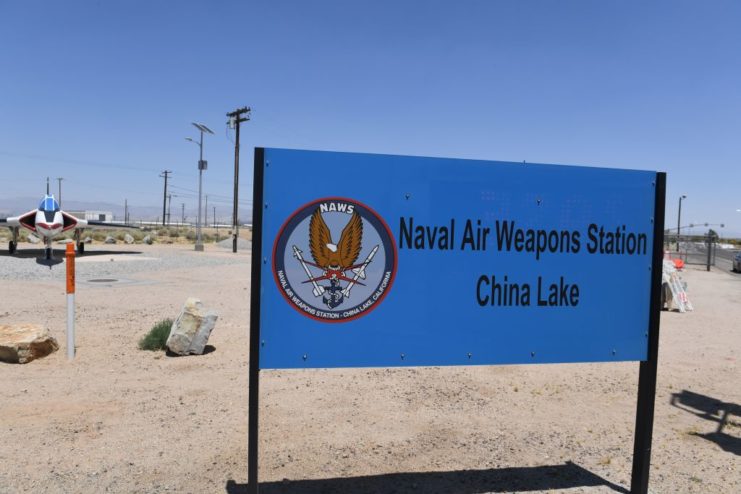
top-left (682, 242), bottom-right (741, 276)
top-left (714, 247), bottom-right (740, 274)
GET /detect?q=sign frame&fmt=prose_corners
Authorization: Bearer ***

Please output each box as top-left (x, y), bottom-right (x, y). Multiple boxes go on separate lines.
top-left (247, 147), bottom-right (666, 494)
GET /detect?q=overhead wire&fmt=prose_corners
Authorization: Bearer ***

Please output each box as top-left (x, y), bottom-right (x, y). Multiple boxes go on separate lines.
top-left (0, 151), bottom-right (159, 174)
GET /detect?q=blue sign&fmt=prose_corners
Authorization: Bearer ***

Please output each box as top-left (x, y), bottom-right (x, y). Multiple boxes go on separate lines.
top-left (257, 148), bottom-right (658, 369)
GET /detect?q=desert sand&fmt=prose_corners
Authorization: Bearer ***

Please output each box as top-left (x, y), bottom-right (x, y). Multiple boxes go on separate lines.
top-left (0, 243), bottom-right (738, 493)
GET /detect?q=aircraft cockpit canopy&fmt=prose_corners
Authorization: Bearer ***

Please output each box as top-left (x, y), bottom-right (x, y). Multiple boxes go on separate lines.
top-left (39, 196), bottom-right (60, 213)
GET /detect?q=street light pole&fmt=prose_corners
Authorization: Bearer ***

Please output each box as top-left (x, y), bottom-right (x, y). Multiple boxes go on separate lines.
top-left (197, 129), bottom-right (204, 251)
top-left (187, 123), bottom-right (214, 252)
top-left (677, 195), bottom-right (687, 239)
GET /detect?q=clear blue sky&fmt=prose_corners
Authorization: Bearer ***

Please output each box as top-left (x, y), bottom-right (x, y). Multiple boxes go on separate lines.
top-left (1, 1), bottom-right (739, 234)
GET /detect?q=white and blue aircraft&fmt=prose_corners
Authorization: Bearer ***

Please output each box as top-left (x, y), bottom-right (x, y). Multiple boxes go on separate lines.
top-left (1, 189), bottom-right (137, 260)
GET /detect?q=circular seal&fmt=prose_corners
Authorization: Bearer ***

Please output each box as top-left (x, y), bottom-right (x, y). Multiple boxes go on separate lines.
top-left (273, 197), bottom-right (397, 323)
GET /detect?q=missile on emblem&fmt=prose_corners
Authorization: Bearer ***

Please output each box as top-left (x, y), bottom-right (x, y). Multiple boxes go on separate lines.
top-left (342, 245), bottom-right (380, 298)
top-left (292, 245), bottom-right (325, 297)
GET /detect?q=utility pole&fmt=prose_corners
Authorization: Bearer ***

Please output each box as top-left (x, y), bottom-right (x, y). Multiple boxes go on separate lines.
top-left (181, 203), bottom-right (185, 224)
top-left (56, 177), bottom-right (64, 206)
top-left (205, 195), bottom-right (208, 230)
top-left (167, 194), bottom-right (174, 226)
top-left (214, 206), bottom-right (218, 240)
top-left (124, 199), bottom-right (128, 225)
top-left (227, 106), bottom-right (251, 253)
top-left (160, 170), bottom-right (172, 226)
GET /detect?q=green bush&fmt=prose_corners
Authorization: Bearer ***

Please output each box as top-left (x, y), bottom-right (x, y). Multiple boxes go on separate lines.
top-left (138, 319), bottom-right (173, 351)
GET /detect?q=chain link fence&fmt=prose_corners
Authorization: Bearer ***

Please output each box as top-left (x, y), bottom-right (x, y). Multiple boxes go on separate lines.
top-left (664, 232), bottom-right (717, 270)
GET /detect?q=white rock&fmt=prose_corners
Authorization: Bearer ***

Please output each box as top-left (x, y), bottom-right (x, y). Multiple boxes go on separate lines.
top-left (166, 298), bottom-right (218, 355)
top-left (0, 324), bottom-right (59, 364)
top-left (27, 234), bottom-right (41, 244)
top-left (104, 236), bottom-right (117, 244)
top-left (143, 235), bottom-right (153, 245)
top-left (124, 234), bottom-right (135, 244)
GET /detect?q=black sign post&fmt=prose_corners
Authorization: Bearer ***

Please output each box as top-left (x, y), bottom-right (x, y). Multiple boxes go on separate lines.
top-left (248, 148), bottom-right (265, 494)
top-left (630, 172), bottom-right (666, 494)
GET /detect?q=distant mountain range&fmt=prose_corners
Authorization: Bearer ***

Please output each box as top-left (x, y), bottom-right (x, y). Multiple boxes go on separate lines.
top-left (0, 196), bottom-right (252, 225)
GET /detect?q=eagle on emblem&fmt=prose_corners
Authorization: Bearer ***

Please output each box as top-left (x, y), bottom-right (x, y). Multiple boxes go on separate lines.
top-left (288, 208), bottom-right (366, 309)
top-left (289, 205), bottom-right (382, 309)
top-left (309, 208), bottom-right (363, 281)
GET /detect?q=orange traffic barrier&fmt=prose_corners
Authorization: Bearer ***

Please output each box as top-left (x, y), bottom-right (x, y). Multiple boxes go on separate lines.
top-left (66, 243), bottom-right (75, 294)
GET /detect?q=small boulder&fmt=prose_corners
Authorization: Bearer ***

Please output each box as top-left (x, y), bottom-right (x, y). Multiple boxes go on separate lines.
top-left (104, 236), bottom-right (116, 244)
top-left (84, 236), bottom-right (92, 243)
top-left (27, 234), bottom-right (41, 244)
top-left (143, 235), bottom-right (153, 245)
top-left (166, 298), bottom-right (218, 355)
top-left (0, 324), bottom-right (59, 364)
top-left (124, 234), bottom-right (135, 244)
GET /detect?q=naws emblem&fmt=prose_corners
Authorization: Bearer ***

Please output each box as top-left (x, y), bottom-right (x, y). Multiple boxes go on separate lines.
top-left (273, 198), bottom-right (397, 322)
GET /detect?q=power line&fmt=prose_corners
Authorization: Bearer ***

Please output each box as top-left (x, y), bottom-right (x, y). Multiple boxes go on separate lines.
top-left (0, 151), bottom-right (159, 174)
top-left (169, 184), bottom-right (253, 200)
top-left (169, 183), bottom-right (197, 192)
top-left (169, 185), bottom-right (253, 205)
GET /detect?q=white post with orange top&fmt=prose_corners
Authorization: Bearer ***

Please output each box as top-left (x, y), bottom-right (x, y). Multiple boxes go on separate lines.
top-left (65, 243), bottom-right (75, 360)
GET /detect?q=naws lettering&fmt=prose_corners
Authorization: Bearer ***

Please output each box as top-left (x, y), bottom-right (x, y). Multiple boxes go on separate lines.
top-left (319, 202), bottom-right (355, 214)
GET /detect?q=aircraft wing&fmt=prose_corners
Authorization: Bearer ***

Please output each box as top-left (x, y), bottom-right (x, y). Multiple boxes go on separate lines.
top-left (77, 220), bottom-right (140, 230)
top-left (1, 209), bottom-right (139, 232)
top-left (0, 211), bottom-right (37, 230)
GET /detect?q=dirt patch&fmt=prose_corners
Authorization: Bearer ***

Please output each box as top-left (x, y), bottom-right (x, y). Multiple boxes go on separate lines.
top-left (0, 247), bottom-right (738, 493)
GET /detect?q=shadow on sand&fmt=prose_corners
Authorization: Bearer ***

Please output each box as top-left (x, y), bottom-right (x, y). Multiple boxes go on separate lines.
top-left (671, 389), bottom-right (740, 456)
top-left (225, 462), bottom-right (628, 494)
top-left (165, 345), bottom-right (216, 357)
top-left (1, 247), bottom-right (143, 264)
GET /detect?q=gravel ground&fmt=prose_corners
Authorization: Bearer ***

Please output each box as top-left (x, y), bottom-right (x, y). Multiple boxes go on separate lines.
top-left (217, 238), bottom-right (251, 250)
top-left (0, 242), bottom-right (245, 281)
top-left (0, 243), bottom-right (739, 493)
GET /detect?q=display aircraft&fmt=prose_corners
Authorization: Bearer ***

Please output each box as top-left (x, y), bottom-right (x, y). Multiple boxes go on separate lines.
top-left (1, 185), bottom-right (138, 260)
